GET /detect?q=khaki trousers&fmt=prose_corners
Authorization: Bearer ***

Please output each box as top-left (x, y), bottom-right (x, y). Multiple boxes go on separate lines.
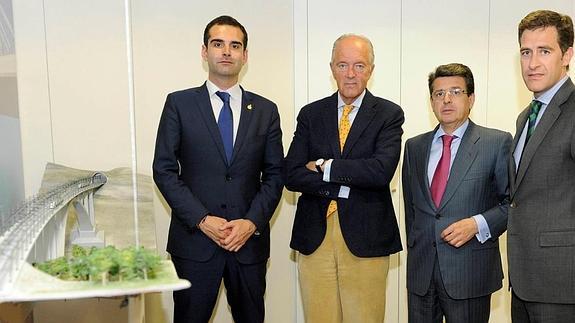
top-left (298, 211), bottom-right (390, 323)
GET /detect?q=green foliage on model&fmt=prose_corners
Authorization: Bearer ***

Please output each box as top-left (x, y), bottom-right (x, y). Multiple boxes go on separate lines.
top-left (34, 245), bottom-right (161, 285)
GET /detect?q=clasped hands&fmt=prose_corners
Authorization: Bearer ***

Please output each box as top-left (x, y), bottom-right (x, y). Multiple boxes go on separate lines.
top-left (198, 215), bottom-right (256, 252)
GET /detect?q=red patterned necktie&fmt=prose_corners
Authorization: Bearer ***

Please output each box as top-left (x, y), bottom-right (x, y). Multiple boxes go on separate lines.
top-left (430, 135), bottom-right (454, 208)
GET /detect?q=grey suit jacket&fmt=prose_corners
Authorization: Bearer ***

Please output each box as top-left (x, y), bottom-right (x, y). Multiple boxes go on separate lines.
top-left (402, 120), bottom-right (511, 299)
top-left (508, 78), bottom-right (575, 304)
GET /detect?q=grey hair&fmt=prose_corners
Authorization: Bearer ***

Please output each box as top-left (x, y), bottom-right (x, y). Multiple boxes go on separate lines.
top-left (331, 34), bottom-right (375, 65)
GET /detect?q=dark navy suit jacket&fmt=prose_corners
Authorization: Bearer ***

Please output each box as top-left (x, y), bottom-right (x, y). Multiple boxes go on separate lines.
top-left (285, 90), bottom-right (404, 257)
top-left (153, 83), bottom-right (284, 264)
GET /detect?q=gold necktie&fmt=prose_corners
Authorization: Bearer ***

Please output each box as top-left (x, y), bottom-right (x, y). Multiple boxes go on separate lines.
top-left (327, 105), bottom-right (354, 217)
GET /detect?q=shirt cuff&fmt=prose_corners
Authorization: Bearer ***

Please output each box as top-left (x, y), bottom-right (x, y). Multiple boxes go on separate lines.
top-left (322, 159), bottom-right (333, 182)
top-left (338, 186), bottom-right (350, 199)
top-left (473, 214), bottom-right (491, 243)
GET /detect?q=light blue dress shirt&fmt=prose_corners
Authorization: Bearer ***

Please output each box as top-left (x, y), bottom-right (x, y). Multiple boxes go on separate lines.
top-left (513, 75), bottom-right (569, 171)
top-left (322, 90), bottom-right (366, 199)
top-left (428, 120), bottom-right (491, 244)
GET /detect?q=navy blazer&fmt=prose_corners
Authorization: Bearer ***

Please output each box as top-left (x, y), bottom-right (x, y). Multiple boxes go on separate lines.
top-left (153, 83), bottom-right (284, 264)
top-left (285, 90), bottom-right (404, 257)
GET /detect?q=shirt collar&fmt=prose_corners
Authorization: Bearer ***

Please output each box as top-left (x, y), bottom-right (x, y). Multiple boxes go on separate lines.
top-left (337, 89), bottom-right (366, 109)
top-left (434, 119), bottom-right (469, 141)
top-left (534, 75), bottom-right (569, 105)
top-left (206, 80), bottom-right (242, 101)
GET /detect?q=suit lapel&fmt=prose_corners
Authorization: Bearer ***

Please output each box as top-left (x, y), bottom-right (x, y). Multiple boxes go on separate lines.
top-left (417, 130), bottom-right (436, 210)
top-left (438, 121), bottom-right (479, 210)
top-left (509, 108), bottom-right (529, 191)
top-left (514, 106), bottom-right (560, 188)
top-left (196, 83), bottom-right (229, 164)
top-left (342, 91), bottom-right (377, 158)
top-left (230, 87), bottom-right (254, 165)
top-left (514, 79), bottom-right (575, 190)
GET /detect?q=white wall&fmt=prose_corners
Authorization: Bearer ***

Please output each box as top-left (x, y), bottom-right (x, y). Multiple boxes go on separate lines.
top-left (12, 1), bottom-right (575, 322)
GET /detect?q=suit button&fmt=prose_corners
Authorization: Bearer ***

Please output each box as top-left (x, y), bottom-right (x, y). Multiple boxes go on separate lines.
top-left (221, 204), bottom-right (227, 209)
top-left (225, 175), bottom-right (232, 181)
top-left (432, 242), bottom-right (437, 247)
top-left (510, 201), bottom-right (517, 208)
top-left (435, 214), bottom-right (441, 219)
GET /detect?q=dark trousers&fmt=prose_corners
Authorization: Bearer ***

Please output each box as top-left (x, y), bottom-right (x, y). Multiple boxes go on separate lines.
top-left (408, 256), bottom-right (491, 323)
top-left (171, 250), bottom-right (267, 323)
top-left (512, 290), bottom-right (575, 323)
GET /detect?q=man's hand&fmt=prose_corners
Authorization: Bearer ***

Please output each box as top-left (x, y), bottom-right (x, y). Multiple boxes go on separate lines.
top-left (219, 219), bottom-right (257, 252)
top-left (198, 215), bottom-right (230, 246)
top-left (306, 161), bottom-right (317, 172)
top-left (440, 217), bottom-right (478, 248)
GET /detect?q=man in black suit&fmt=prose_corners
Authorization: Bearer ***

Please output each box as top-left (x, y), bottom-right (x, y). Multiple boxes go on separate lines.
top-left (284, 34), bottom-right (404, 323)
top-left (152, 15), bottom-right (283, 323)
top-left (402, 63), bottom-right (511, 323)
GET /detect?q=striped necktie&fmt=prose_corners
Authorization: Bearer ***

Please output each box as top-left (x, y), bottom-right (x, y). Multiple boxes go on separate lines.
top-left (526, 100), bottom-right (542, 143)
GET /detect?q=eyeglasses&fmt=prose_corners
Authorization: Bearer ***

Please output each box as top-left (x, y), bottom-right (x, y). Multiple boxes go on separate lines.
top-left (334, 63), bottom-right (370, 74)
top-left (431, 88), bottom-right (468, 101)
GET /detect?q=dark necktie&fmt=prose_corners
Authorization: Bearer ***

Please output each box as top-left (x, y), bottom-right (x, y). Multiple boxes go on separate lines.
top-left (216, 91), bottom-right (233, 163)
top-left (526, 100), bottom-right (542, 142)
top-left (430, 135), bottom-right (454, 208)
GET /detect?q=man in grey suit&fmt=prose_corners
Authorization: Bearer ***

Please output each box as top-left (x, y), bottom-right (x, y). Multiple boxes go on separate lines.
top-left (402, 63), bottom-right (511, 323)
top-left (508, 10), bottom-right (575, 322)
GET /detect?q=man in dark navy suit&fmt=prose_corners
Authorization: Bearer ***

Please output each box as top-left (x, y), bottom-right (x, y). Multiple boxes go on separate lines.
top-left (153, 15), bottom-right (283, 323)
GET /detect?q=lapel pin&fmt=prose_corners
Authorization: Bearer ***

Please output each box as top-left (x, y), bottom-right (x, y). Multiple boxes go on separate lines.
top-left (247, 104), bottom-right (253, 110)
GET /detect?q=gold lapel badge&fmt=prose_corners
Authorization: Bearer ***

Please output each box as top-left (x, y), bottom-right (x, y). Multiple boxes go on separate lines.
top-left (247, 104), bottom-right (253, 110)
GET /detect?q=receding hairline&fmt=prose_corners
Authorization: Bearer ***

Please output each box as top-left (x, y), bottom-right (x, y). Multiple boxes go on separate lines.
top-left (330, 34), bottom-right (375, 65)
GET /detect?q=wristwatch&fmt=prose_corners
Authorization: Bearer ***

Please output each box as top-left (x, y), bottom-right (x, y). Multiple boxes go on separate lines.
top-left (315, 158), bottom-right (325, 173)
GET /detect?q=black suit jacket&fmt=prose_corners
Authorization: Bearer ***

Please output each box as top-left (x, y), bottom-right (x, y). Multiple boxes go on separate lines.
top-left (153, 83), bottom-right (284, 264)
top-left (285, 90), bottom-right (404, 257)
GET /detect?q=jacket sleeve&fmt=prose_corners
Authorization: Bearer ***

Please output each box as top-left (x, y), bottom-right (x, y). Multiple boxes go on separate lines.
top-left (402, 140), bottom-right (415, 240)
top-left (152, 93), bottom-right (209, 230)
top-left (243, 103), bottom-right (285, 231)
top-left (284, 106), bottom-right (343, 199)
top-left (481, 132), bottom-right (512, 239)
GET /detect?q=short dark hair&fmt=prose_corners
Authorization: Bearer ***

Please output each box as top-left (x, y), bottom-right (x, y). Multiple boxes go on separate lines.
top-left (428, 63), bottom-right (474, 96)
top-left (518, 10), bottom-right (574, 55)
top-left (203, 15), bottom-right (248, 49)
